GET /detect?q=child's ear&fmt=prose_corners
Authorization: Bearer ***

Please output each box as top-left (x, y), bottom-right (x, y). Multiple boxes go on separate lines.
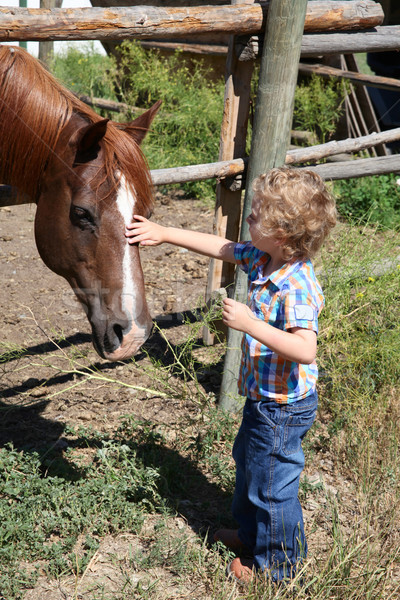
top-left (274, 236), bottom-right (285, 247)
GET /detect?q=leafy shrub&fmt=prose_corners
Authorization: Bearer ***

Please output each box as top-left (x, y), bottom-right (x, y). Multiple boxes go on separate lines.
top-left (115, 41), bottom-right (224, 200)
top-left (50, 42), bottom-right (118, 101)
top-left (334, 174), bottom-right (400, 228)
top-left (293, 74), bottom-right (346, 143)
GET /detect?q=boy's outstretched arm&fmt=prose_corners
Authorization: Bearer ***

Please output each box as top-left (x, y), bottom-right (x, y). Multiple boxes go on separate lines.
top-left (125, 215), bottom-right (237, 263)
top-left (222, 298), bottom-right (317, 364)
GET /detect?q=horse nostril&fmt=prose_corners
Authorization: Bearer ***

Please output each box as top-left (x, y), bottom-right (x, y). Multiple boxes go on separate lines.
top-left (113, 323), bottom-right (124, 345)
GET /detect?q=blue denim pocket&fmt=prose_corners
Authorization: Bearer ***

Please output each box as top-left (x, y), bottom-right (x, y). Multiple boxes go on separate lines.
top-left (282, 395), bottom-right (318, 456)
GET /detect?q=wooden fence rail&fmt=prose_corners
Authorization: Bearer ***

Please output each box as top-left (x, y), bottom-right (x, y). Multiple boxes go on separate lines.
top-left (0, 1), bottom-right (383, 42)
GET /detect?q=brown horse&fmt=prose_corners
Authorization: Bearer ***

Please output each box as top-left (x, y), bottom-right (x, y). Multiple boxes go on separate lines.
top-left (0, 45), bottom-right (161, 361)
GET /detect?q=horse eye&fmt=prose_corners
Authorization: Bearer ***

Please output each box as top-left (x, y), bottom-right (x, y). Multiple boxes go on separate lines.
top-left (70, 205), bottom-right (95, 229)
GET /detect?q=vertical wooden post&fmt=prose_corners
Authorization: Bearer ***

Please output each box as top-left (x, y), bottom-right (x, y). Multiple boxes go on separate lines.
top-left (203, 0), bottom-right (255, 345)
top-left (39, 0), bottom-right (62, 67)
top-left (219, 0), bottom-right (308, 411)
top-left (19, 0), bottom-right (27, 50)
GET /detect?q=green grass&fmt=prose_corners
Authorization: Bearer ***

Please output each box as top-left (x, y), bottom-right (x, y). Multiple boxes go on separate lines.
top-left (334, 175), bottom-right (400, 229)
top-left (50, 42), bottom-right (118, 103)
top-left (115, 41), bottom-right (224, 201)
top-left (50, 44), bottom-right (400, 227)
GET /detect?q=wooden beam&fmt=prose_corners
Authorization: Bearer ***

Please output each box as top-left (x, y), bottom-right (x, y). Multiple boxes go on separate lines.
top-left (286, 128), bottom-right (400, 165)
top-left (342, 53), bottom-right (386, 157)
top-left (0, 2), bottom-right (383, 42)
top-left (3, 128), bottom-right (400, 206)
top-left (149, 128), bottom-right (400, 186)
top-left (139, 40), bottom-right (228, 56)
top-left (139, 25), bottom-right (400, 61)
top-left (203, 0), bottom-right (255, 346)
top-left (38, 0), bottom-right (62, 67)
top-left (307, 154), bottom-right (400, 179)
top-left (76, 93), bottom-right (139, 114)
top-left (299, 62), bottom-right (400, 93)
top-left (300, 25), bottom-right (400, 57)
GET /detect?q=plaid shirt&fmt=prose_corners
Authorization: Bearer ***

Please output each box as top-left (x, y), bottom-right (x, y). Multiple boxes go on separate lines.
top-left (234, 242), bottom-right (324, 404)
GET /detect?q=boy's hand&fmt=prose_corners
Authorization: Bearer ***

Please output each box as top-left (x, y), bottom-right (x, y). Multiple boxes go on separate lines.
top-left (222, 298), bottom-right (255, 333)
top-left (125, 215), bottom-right (166, 246)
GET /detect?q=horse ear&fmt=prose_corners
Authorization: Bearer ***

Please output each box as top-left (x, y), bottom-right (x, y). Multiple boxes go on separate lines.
top-left (117, 100), bottom-right (162, 145)
top-left (73, 119), bottom-right (109, 165)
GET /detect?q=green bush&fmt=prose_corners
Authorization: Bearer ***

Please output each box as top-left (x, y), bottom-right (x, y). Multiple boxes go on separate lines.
top-left (293, 74), bottom-right (346, 143)
top-left (115, 41), bottom-right (224, 201)
top-left (50, 42), bottom-right (117, 101)
top-left (334, 174), bottom-right (400, 228)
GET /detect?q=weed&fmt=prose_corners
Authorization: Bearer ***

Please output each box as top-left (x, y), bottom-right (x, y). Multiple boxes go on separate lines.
top-left (0, 437), bottom-right (164, 598)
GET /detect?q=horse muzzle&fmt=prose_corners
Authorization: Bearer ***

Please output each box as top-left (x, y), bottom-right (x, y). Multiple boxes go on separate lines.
top-left (91, 315), bottom-right (153, 361)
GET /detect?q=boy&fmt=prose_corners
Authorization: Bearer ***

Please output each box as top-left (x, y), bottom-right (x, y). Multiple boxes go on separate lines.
top-left (125, 167), bottom-right (337, 584)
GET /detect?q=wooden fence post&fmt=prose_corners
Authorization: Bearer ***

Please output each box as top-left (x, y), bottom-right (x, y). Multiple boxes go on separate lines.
top-left (38, 0), bottom-right (62, 67)
top-left (218, 0), bottom-right (308, 411)
top-left (203, 0), bottom-right (255, 345)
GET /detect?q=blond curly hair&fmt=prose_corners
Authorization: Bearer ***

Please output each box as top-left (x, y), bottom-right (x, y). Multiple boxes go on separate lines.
top-left (252, 167), bottom-right (337, 261)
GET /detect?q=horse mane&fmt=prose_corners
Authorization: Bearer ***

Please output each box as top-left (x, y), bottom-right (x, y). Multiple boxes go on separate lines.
top-left (0, 45), bottom-right (153, 213)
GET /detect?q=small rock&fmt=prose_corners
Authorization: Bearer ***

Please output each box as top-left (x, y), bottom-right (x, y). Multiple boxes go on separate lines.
top-left (305, 499), bottom-right (320, 511)
top-left (183, 261), bottom-right (196, 272)
top-left (163, 295), bottom-right (176, 312)
top-left (325, 484), bottom-right (338, 497)
top-left (29, 386), bottom-right (48, 398)
top-left (79, 412), bottom-right (92, 421)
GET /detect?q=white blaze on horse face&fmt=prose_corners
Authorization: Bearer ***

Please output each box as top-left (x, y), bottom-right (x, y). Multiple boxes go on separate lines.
top-left (116, 176), bottom-right (138, 330)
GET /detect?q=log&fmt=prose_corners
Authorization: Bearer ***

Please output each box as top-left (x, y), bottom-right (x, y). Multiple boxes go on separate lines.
top-left (307, 154), bottom-right (400, 179)
top-left (299, 62), bottom-right (400, 93)
top-left (204, 0), bottom-right (255, 346)
top-left (342, 53), bottom-right (386, 157)
top-left (76, 93), bottom-right (138, 114)
top-left (286, 128), bottom-right (400, 164)
top-left (151, 158), bottom-right (246, 186)
top-left (234, 25), bottom-right (400, 60)
top-left (3, 129), bottom-right (400, 206)
top-left (300, 25), bottom-right (400, 57)
top-left (141, 25), bottom-right (400, 62)
top-left (140, 40), bottom-right (228, 55)
top-left (0, 2), bottom-right (384, 42)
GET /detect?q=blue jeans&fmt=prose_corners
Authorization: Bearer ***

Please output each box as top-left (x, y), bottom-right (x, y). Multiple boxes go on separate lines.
top-left (232, 391), bottom-right (318, 581)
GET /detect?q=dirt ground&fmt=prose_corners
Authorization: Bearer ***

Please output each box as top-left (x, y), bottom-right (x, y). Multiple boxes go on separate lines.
top-left (0, 191), bottom-right (216, 438)
top-left (0, 194), bottom-right (364, 599)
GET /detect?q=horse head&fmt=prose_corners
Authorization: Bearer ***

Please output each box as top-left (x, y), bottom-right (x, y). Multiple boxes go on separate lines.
top-left (0, 45), bottom-right (162, 360)
top-left (34, 103), bottom-right (161, 361)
